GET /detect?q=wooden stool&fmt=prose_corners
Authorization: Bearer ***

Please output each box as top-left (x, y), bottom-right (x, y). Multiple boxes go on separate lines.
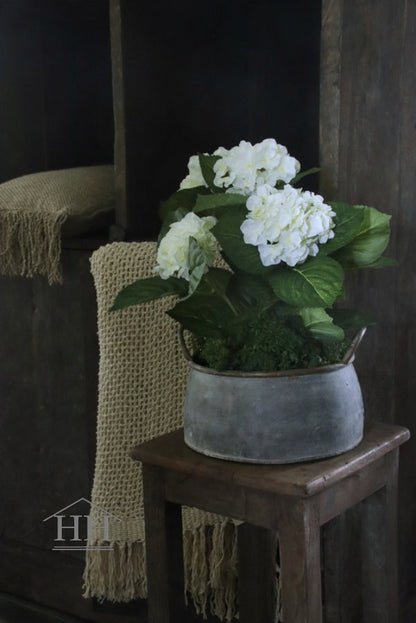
top-left (131, 421), bottom-right (409, 623)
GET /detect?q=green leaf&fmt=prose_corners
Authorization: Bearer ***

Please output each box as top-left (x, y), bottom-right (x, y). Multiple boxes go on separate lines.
top-left (334, 205), bottom-right (392, 267)
top-left (290, 167), bottom-right (320, 186)
top-left (361, 256), bottom-right (397, 269)
top-left (227, 272), bottom-right (276, 311)
top-left (159, 186), bottom-right (208, 221)
top-left (202, 268), bottom-right (233, 295)
top-left (331, 308), bottom-right (376, 331)
top-left (168, 293), bottom-right (235, 337)
top-left (268, 256), bottom-right (344, 308)
top-left (199, 154), bottom-right (221, 191)
top-left (298, 307), bottom-right (344, 341)
top-left (321, 202), bottom-right (365, 255)
top-left (212, 207), bottom-right (268, 275)
top-left (111, 276), bottom-right (187, 311)
top-left (184, 237), bottom-right (207, 299)
top-left (193, 192), bottom-right (247, 214)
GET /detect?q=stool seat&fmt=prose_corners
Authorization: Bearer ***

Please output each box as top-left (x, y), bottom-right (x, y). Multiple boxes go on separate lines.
top-left (131, 421), bottom-right (409, 623)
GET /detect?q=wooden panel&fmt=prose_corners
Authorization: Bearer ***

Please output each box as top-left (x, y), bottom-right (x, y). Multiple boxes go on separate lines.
top-left (392, 0), bottom-right (416, 606)
top-left (39, 1), bottom-right (114, 171)
top-left (0, 249), bottom-right (99, 612)
top-left (0, 541), bottom-right (147, 623)
top-left (319, 0), bottom-right (343, 199)
top-left (109, 0), bottom-right (128, 240)
top-left (361, 452), bottom-right (399, 623)
top-left (237, 524), bottom-right (277, 623)
top-left (0, 0), bottom-right (113, 183)
top-left (0, 1), bottom-right (46, 181)
top-left (142, 466), bottom-right (185, 623)
top-left (321, 0), bottom-right (402, 420)
top-left (319, 0), bottom-right (416, 607)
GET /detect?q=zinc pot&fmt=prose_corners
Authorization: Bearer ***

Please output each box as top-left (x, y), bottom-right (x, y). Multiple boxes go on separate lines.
top-left (181, 330), bottom-right (365, 464)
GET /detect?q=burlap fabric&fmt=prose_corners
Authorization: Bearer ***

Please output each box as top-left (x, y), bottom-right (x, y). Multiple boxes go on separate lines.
top-left (0, 165), bottom-right (114, 285)
top-left (83, 241), bottom-right (239, 621)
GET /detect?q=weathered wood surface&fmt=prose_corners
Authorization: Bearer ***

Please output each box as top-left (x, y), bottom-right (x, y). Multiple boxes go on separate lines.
top-left (320, 0), bottom-right (416, 610)
top-left (109, 0), bottom-right (128, 241)
top-left (142, 466), bottom-right (186, 623)
top-left (131, 423), bottom-right (409, 498)
top-left (0, 540), bottom-right (147, 623)
top-left (323, 512), bottom-right (360, 622)
top-left (278, 499), bottom-right (322, 623)
top-left (237, 523), bottom-right (277, 623)
top-left (0, 1), bottom-right (115, 616)
top-left (134, 423), bottom-right (408, 623)
top-left (0, 250), bottom-right (99, 619)
top-left (361, 451), bottom-right (399, 623)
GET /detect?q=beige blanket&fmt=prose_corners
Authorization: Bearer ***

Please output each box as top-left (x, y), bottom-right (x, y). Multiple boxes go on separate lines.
top-left (83, 241), bottom-right (239, 621)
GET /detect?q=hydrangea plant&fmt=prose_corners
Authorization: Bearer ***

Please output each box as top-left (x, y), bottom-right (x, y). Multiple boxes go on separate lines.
top-left (113, 139), bottom-right (393, 372)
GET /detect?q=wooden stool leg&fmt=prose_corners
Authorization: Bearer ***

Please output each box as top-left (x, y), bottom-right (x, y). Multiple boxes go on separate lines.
top-left (361, 450), bottom-right (399, 623)
top-left (278, 500), bottom-right (322, 623)
top-left (238, 523), bottom-right (277, 623)
top-left (142, 464), bottom-right (184, 623)
top-left (323, 514), bottom-right (346, 623)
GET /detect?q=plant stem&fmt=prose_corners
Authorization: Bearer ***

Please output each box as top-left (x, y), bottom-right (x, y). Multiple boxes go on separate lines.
top-left (222, 294), bottom-right (238, 316)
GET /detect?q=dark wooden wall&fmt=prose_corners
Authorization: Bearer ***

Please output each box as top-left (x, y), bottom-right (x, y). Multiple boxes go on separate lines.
top-left (0, 0), bottom-right (113, 182)
top-left (0, 1), bottom-right (117, 620)
top-left (111, 0), bottom-right (321, 240)
top-left (320, 0), bottom-right (416, 614)
top-left (0, 251), bottom-right (99, 618)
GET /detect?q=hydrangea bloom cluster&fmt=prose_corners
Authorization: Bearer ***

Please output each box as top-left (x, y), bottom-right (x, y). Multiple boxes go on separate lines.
top-left (155, 212), bottom-right (217, 280)
top-left (166, 139), bottom-right (335, 276)
top-left (213, 139), bottom-right (300, 195)
top-left (241, 184), bottom-right (336, 267)
top-left (179, 139), bottom-right (300, 195)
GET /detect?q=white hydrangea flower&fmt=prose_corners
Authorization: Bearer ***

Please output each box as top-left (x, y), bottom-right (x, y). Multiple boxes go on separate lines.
top-left (179, 154), bottom-right (208, 189)
top-left (240, 184), bottom-right (336, 267)
top-left (213, 139), bottom-right (300, 195)
top-left (155, 212), bottom-right (218, 280)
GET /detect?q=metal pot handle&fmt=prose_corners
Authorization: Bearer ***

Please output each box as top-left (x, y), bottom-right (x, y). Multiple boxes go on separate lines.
top-left (341, 327), bottom-right (367, 365)
top-left (179, 327), bottom-right (194, 363)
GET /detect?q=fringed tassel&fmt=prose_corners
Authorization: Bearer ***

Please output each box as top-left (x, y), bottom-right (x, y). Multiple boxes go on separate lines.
top-left (83, 527), bottom-right (282, 622)
top-left (209, 521), bottom-right (238, 622)
top-left (82, 541), bottom-right (147, 602)
top-left (184, 520), bottom-right (238, 622)
top-left (183, 523), bottom-right (210, 618)
top-left (0, 209), bottom-right (67, 284)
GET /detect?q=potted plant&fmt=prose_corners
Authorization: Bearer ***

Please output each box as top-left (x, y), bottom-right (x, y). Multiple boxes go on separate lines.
top-left (112, 139), bottom-right (393, 463)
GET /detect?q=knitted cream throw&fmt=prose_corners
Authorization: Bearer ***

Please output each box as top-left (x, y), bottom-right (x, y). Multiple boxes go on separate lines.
top-left (0, 165), bottom-right (114, 284)
top-left (83, 241), bottom-right (239, 621)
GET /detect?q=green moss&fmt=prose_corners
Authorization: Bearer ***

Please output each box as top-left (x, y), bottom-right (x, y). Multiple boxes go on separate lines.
top-left (196, 313), bottom-right (350, 372)
top-left (197, 337), bottom-right (234, 372)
